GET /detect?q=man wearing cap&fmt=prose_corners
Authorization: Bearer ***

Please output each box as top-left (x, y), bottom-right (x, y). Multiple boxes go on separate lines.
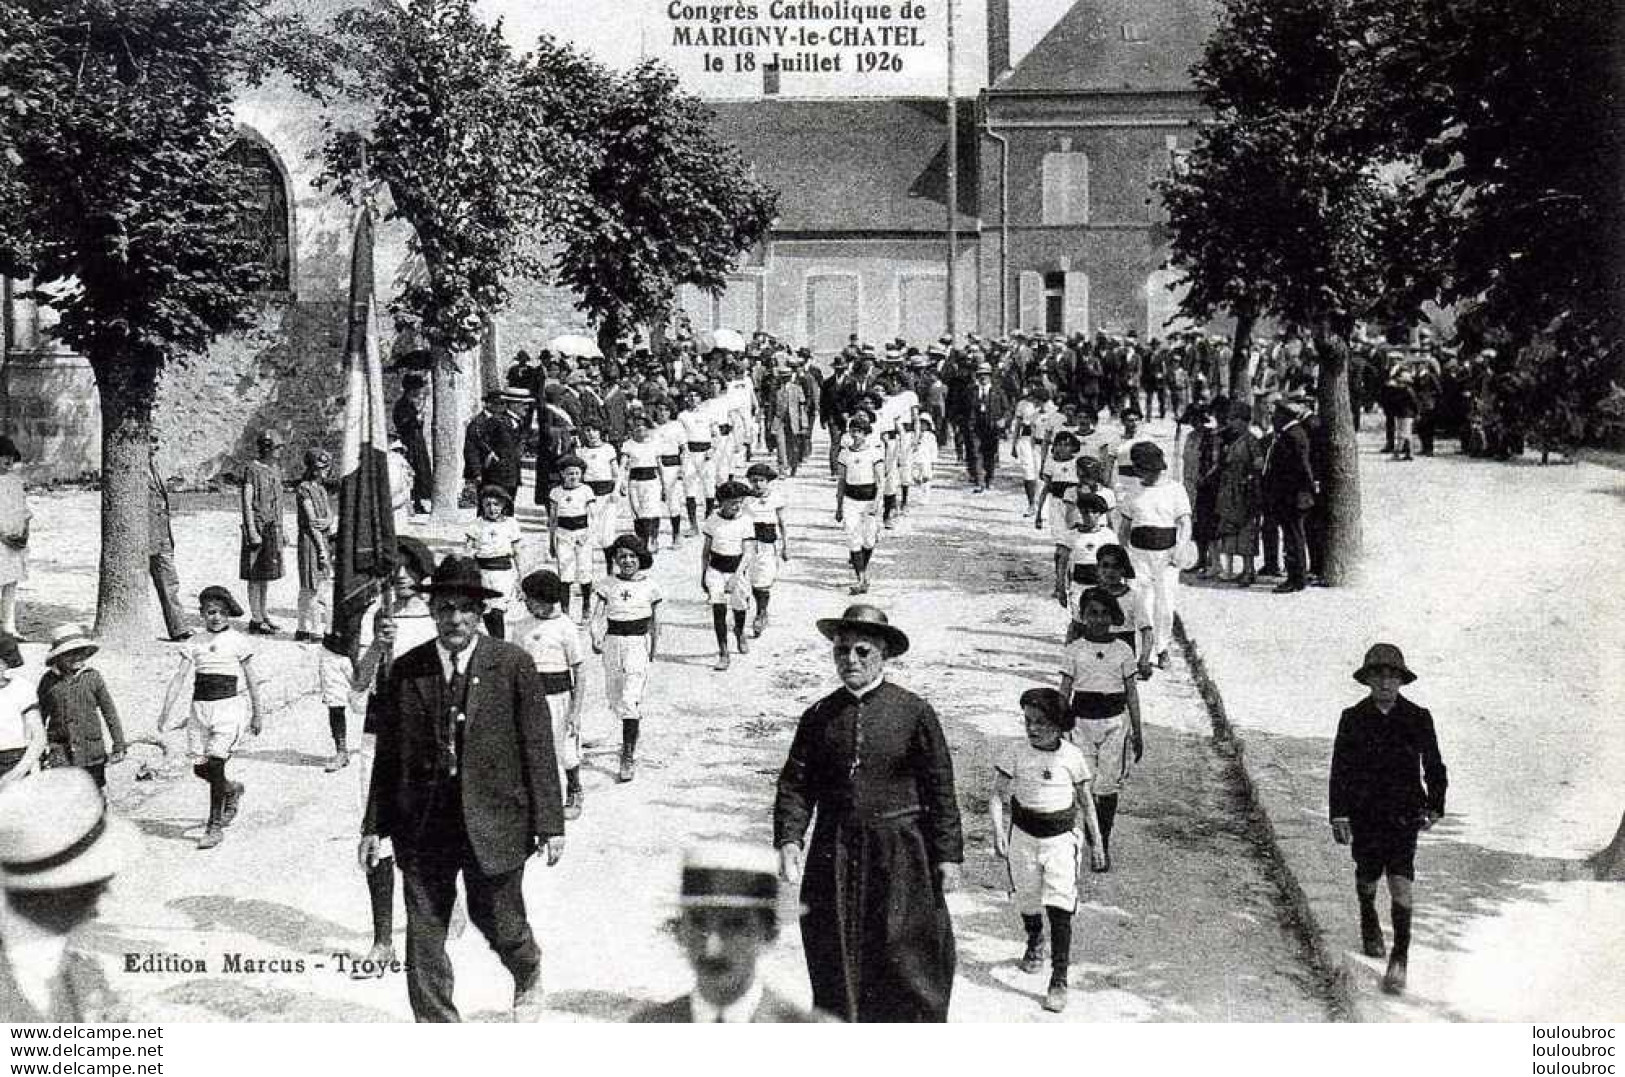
top-left (361, 555), bottom-right (566, 1022)
top-left (965, 362), bottom-right (1012, 493)
top-left (631, 842), bottom-right (833, 1022)
top-left (239, 430), bottom-right (288, 635)
top-left (464, 390), bottom-right (526, 505)
top-left (0, 769), bottom-right (139, 1020)
top-left (775, 605), bottom-right (962, 1022)
top-left (1261, 394), bottom-right (1317, 594)
top-left (1329, 643), bottom-right (1447, 995)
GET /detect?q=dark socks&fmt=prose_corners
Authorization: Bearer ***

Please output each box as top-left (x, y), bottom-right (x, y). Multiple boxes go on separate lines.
top-left (621, 718), bottom-right (640, 757)
top-left (1021, 912), bottom-right (1044, 949)
top-left (732, 609), bottom-right (746, 637)
top-left (367, 858), bottom-right (395, 947)
top-left (1095, 794), bottom-right (1119, 855)
top-left (670, 517), bottom-right (682, 540)
top-left (705, 498), bottom-right (716, 517)
top-left (565, 766), bottom-right (581, 794)
top-left (850, 551), bottom-right (863, 575)
top-left (901, 487), bottom-right (910, 510)
top-left (711, 604), bottom-right (729, 649)
top-left (204, 757), bottom-right (228, 825)
top-left (328, 706), bottom-right (347, 752)
top-left (1046, 906), bottom-right (1073, 979)
top-left (1391, 898), bottom-right (1412, 959)
top-left (482, 610), bottom-right (505, 639)
top-left (1024, 480), bottom-right (1038, 506)
top-left (859, 547), bottom-right (874, 573)
top-left (883, 494), bottom-right (896, 521)
top-left (752, 589), bottom-right (770, 618)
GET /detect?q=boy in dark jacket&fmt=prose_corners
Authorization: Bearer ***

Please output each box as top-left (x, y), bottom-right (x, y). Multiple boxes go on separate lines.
top-left (1329, 643), bottom-right (1448, 995)
top-left (38, 625), bottom-right (126, 790)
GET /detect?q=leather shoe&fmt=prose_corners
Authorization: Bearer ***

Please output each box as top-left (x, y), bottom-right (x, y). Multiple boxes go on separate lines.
top-left (1273, 580), bottom-right (1305, 594)
top-left (169, 630), bottom-right (194, 642)
top-left (1381, 955), bottom-right (1407, 994)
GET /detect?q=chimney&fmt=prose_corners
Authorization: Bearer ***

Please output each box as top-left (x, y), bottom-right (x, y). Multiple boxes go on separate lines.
top-left (763, 62), bottom-right (781, 96)
top-left (987, 0), bottom-right (1011, 83)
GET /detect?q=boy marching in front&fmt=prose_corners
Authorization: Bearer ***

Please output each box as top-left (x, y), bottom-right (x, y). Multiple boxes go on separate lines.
top-left (990, 687), bottom-right (1105, 1013)
top-left (1058, 588), bottom-right (1144, 872)
top-left (547, 455), bottom-right (597, 621)
top-left (700, 480), bottom-right (758, 671)
top-left (1329, 644), bottom-right (1448, 995)
top-left (517, 570), bottom-right (586, 820)
top-left (744, 463), bottom-right (789, 640)
top-left (835, 415), bottom-right (884, 595)
top-left (621, 416), bottom-right (668, 555)
top-left (579, 423), bottom-right (622, 573)
top-left (465, 485), bottom-right (521, 639)
top-left (651, 402), bottom-right (688, 551)
top-left (158, 586), bottom-right (265, 850)
top-left (590, 535), bottom-right (662, 783)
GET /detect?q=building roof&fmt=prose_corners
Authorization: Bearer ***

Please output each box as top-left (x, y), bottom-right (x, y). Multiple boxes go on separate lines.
top-left (997, 0), bottom-right (1218, 94)
top-left (704, 99), bottom-right (979, 234)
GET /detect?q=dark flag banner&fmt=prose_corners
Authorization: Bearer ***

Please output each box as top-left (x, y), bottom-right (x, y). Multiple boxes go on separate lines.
top-left (332, 205), bottom-right (397, 644)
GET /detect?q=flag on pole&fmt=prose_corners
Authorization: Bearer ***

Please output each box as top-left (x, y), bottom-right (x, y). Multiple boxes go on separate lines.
top-left (332, 204), bottom-right (397, 644)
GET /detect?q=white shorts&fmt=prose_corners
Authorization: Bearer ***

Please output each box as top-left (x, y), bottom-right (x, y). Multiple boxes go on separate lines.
top-left (629, 477), bottom-right (664, 520)
top-left (1007, 825), bottom-right (1081, 914)
top-left (592, 494), bottom-right (623, 550)
top-left (187, 695), bottom-right (247, 761)
top-left (553, 526), bottom-right (594, 585)
top-left (747, 545), bottom-right (779, 590)
top-left (683, 452), bottom-right (713, 500)
top-left (660, 466), bottom-right (684, 515)
top-left (479, 565), bottom-right (516, 612)
top-left (1047, 495), bottom-right (1076, 544)
top-left (602, 632), bottom-right (651, 722)
top-left (911, 459), bottom-right (934, 484)
top-left (1017, 438), bottom-right (1041, 482)
top-left (1072, 716), bottom-right (1132, 796)
top-left (703, 562), bottom-right (751, 610)
top-left (896, 437), bottom-right (914, 487)
top-left (542, 688), bottom-right (581, 774)
top-left (842, 497), bottom-right (881, 551)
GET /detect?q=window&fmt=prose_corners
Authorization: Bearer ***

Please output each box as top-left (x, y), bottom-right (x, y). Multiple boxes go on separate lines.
top-left (1040, 151), bottom-right (1089, 225)
top-left (224, 138), bottom-right (291, 292)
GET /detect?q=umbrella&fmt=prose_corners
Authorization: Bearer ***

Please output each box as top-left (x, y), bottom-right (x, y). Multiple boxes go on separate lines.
top-left (704, 328), bottom-right (747, 352)
top-left (548, 334), bottom-right (602, 359)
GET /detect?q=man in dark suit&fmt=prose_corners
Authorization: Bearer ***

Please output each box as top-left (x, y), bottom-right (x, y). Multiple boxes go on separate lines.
top-left (148, 434), bottom-right (190, 641)
top-left (1261, 394), bottom-right (1317, 593)
top-left (964, 361), bottom-right (1012, 492)
top-left (361, 556), bottom-right (566, 1022)
top-left (631, 842), bottom-right (833, 1023)
top-left (463, 390), bottom-right (525, 503)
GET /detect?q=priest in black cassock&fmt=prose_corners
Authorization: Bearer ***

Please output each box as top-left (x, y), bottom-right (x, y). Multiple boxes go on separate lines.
top-left (773, 604), bottom-right (962, 1022)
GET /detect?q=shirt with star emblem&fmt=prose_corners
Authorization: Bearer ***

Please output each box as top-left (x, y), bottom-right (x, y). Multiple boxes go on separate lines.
top-left (186, 626), bottom-right (255, 677)
top-left (1059, 637), bottom-right (1136, 694)
top-left (996, 739), bottom-right (1091, 813)
top-left (595, 573), bottom-right (662, 622)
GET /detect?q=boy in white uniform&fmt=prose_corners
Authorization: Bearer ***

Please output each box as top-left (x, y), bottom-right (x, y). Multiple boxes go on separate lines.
top-left (678, 389), bottom-right (717, 534)
top-left (910, 414), bottom-right (939, 503)
top-left (590, 535), bottom-right (661, 783)
top-left (465, 485), bottom-right (522, 639)
top-left (990, 686), bottom-right (1105, 1013)
top-left (578, 424), bottom-right (621, 573)
top-left (744, 463), bottom-right (788, 640)
top-left (834, 416), bottom-right (885, 595)
top-left (886, 373), bottom-right (921, 519)
top-left (1062, 492), bottom-right (1117, 623)
top-left (1033, 430), bottom-right (1083, 603)
top-left (651, 402), bottom-right (687, 551)
top-left (517, 570), bottom-right (585, 819)
top-left (621, 416), bottom-right (668, 556)
top-left (1012, 384), bottom-right (1048, 516)
top-left (547, 455), bottom-right (597, 621)
top-left (1117, 442), bottom-right (1192, 670)
top-left (1059, 588), bottom-right (1144, 872)
top-left (700, 479), bottom-right (758, 671)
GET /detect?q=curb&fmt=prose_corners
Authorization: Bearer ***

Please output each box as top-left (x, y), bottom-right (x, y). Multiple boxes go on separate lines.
top-left (1172, 611), bottom-right (1370, 1023)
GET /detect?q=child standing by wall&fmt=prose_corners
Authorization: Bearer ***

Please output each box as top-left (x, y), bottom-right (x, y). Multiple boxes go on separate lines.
top-left (990, 686), bottom-right (1105, 1013)
top-left (517, 570), bottom-right (586, 820)
top-left (1329, 643), bottom-right (1448, 995)
top-left (590, 535), bottom-right (661, 784)
top-left (1058, 588), bottom-right (1144, 872)
top-left (466, 485), bottom-right (521, 639)
top-left (295, 449), bottom-right (337, 643)
top-left (37, 625), bottom-right (126, 790)
top-left (0, 437), bottom-right (29, 638)
top-left (159, 586), bottom-right (264, 850)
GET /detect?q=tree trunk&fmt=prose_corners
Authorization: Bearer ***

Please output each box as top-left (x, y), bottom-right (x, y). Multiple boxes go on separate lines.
top-left (1229, 308), bottom-right (1256, 404)
top-left (430, 344), bottom-right (465, 520)
top-left (1313, 325), bottom-right (1363, 586)
top-left (90, 357), bottom-right (159, 642)
top-left (596, 311), bottom-right (622, 364)
top-left (478, 317), bottom-right (501, 394)
top-left (1592, 810), bottom-right (1625, 880)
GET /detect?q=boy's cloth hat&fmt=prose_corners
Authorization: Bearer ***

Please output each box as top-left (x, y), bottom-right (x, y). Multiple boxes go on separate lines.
top-left (815, 603), bottom-right (909, 657)
top-left (396, 536), bottom-right (436, 584)
top-left (477, 484), bottom-right (513, 508)
top-left (607, 533), bottom-right (654, 570)
top-left (1018, 686), bottom-right (1073, 732)
top-left (715, 479), bottom-right (754, 502)
top-left (1077, 586), bottom-right (1126, 626)
top-left (0, 769), bottom-right (140, 892)
top-left (1354, 643), bottom-right (1417, 686)
top-left (415, 556), bottom-right (502, 600)
top-left (197, 585), bottom-right (245, 618)
top-left (555, 454), bottom-right (586, 473)
top-left (1096, 543), bottom-right (1135, 579)
top-left (520, 569), bottom-right (565, 605)
top-left (45, 625), bottom-right (99, 664)
top-left (1073, 492), bottom-right (1109, 514)
top-left (1129, 442), bottom-right (1167, 473)
top-left (745, 462), bottom-right (778, 481)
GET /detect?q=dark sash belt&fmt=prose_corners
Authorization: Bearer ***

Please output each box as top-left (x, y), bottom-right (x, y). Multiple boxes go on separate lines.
top-left (844, 483), bottom-right (877, 502)
top-left (556, 515), bottom-right (588, 531)
top-left (194, 674), bottom-right (239, 702)
top-left (708, 552), bottom-right (743, 573)
top-left (658, 454), bottom-right (682, 467)
top-left (629, 467), bottom-right (659, 481)
top-left (587, 479), bottom-right (615, 496)
top-left (1070, 563), bottom-right (1099, 585)
top-left (754, 522), bottom-right (778, 542)
top-left (538, 670), bottom-right (574, 695)
top-left (1047, 480), bottom-right (1075, 497)
top-left (607, 617), bottom-right (651, 636)
top-left (1013, 800), bottom-right (1076, 839)
top-left (1129, 525), bottom-right (1177, 551)
top-left (476, 555), bottom-right (513, 570)
top-left (1069, 691), bottom-right (1127, 720)
top-left (687, 441), bottom-right (712, 452)
top-left (717, 423), bottom-right (733, 435)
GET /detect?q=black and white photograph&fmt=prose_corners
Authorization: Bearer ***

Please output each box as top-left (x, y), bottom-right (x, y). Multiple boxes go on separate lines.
top-left (0, 0), bottom-right (1619, 1045)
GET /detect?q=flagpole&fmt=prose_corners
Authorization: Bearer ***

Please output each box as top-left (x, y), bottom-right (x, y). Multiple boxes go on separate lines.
top-left (945, 0), bottom-right (958, 340)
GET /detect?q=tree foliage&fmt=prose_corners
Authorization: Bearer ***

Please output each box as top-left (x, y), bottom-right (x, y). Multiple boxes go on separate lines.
top-left (321, 0), bottom-right (587, 357)
top-left (542, 56), bottom-right (778, 348)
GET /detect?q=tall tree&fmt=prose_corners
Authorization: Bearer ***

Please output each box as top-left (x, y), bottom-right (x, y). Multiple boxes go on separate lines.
top-left (323, 0), bottom-right (586, 515)
top-left (543, 58), bottom-right (778, 355)
top-left (0, 0), bottom-right (337, 640)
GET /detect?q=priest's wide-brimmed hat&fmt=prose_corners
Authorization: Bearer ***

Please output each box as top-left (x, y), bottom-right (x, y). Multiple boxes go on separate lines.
top-left (815, 603), bottom-right (909, 657)
top-left (415, 555), bottom-right (503, 600)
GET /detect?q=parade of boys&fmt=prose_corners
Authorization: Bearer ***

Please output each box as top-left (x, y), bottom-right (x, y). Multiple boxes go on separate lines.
top-left (0, 316), bottom-right (1473, 1024)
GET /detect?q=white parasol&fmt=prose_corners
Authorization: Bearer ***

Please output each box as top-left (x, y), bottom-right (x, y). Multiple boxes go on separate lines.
top-left (703, 328), bottom-right (747, 353)
top-left (548, 334), bottom-right (602, 359)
